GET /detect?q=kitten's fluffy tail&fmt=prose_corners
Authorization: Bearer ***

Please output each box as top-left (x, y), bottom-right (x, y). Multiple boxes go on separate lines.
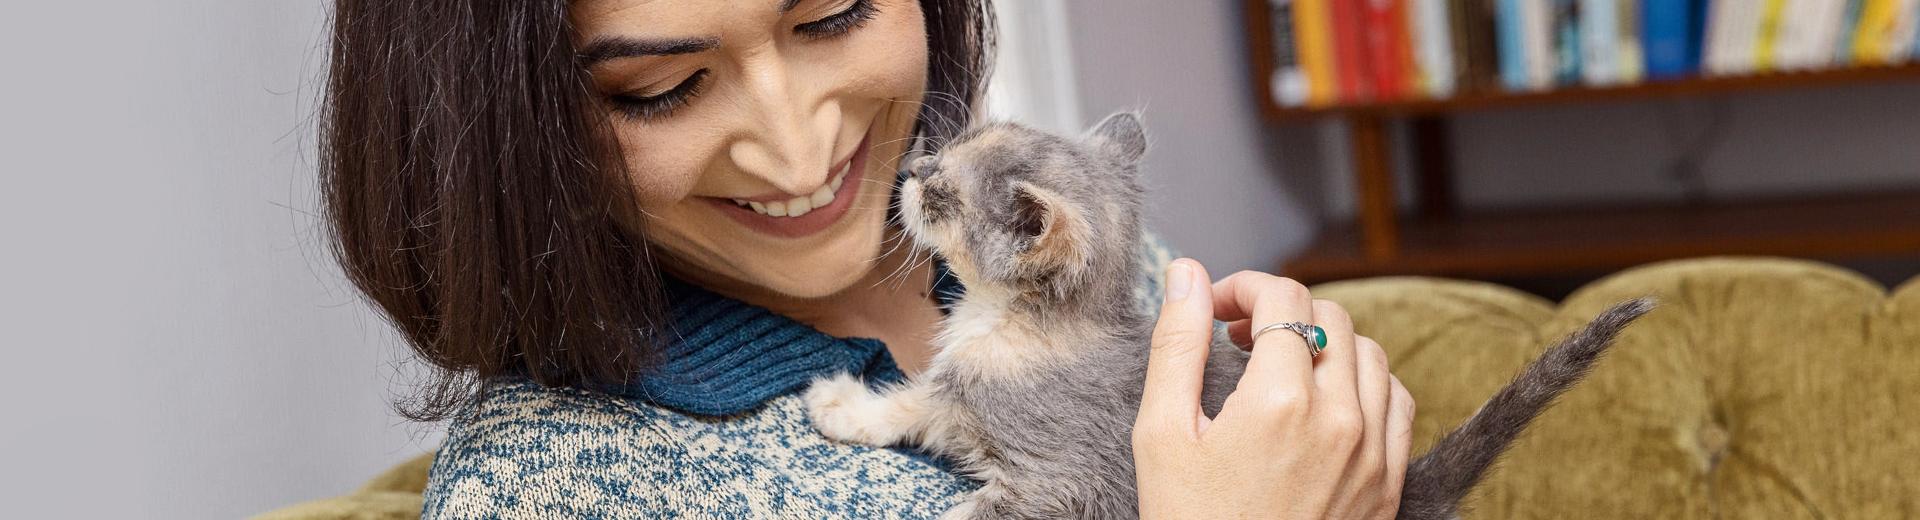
top-left (1396, 298), bottom-right (1656, 520)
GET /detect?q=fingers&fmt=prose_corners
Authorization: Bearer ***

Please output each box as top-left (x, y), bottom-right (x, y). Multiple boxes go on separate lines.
top-left (1213, 272), bottom-right (1315, 419)
top-left (1351, 335), bottom-right (1392, 490)
top-left (1310, 300), bottom-right (1362, 416)
top-left (1384, 374), bottom-right (1416, 495)
top-left (1139, 259), bottom-right (1216, 434)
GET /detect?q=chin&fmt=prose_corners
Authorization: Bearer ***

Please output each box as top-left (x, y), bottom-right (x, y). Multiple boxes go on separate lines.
top-left (745, 204), bottom-right (891, 300)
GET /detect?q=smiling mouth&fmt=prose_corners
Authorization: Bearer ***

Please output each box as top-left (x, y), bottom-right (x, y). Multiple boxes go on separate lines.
top-left (707, 133), bottom-right (872, 239)
top-left (725, 160), bottom-right (853, 218)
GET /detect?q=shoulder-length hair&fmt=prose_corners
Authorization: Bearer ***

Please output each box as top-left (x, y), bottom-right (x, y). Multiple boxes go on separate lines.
top-left (321, 0), bottom-right (995, 420)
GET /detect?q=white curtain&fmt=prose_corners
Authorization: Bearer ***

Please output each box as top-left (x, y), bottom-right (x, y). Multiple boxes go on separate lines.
top-left (983, 0), bottom-right (1084, 134)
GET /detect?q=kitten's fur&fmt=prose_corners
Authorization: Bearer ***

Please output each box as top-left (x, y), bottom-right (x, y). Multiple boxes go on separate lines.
top-left (805, 112), bottom-right (1653, 520)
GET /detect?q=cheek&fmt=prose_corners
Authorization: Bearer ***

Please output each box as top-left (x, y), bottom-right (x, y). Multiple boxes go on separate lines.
top-left (840, 0), bottom-right (928, 103)
top-left (937, 227), bottom-right (982, 280)
top-left (611, 122), bottom-right (728, 206)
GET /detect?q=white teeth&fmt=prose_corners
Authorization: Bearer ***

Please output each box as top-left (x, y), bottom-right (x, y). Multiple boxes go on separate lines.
top-left (788, 195), bottom-right (813, 217)
top-left (809, 184), bottom-right (834, 208)
top-left (736, 164), bottom-right (853, 218)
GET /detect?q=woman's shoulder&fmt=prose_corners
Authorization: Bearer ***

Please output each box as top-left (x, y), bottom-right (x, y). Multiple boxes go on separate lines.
top-left (422, 379), bottom-right (973, 519)
top-left (420, 379), bottom-right (684, 517)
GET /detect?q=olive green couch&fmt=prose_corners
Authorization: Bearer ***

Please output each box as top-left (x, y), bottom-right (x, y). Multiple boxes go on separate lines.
top-left (259, 257), bottom-right (1920, 519)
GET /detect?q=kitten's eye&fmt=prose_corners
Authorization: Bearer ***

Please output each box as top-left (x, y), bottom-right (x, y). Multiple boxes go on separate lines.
top-left (794, 0), bottom-right (878, 39)
top-left (608, 69), bottom-right (709, 122)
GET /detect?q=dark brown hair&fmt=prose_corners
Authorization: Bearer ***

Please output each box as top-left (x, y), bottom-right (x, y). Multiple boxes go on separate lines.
top-left (321, 0), bottom-right (995, 420)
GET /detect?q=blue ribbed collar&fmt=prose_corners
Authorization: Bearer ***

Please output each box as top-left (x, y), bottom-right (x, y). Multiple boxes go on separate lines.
top-left (617, 267), bottom-right (963, 417)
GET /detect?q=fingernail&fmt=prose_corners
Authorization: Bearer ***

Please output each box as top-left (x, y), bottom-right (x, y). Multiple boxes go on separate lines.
top-left (1166, 262), bottom-right (1191, 301)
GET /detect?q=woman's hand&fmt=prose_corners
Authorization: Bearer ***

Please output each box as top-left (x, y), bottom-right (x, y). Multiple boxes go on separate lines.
top-left (1133, 259), bottom-right (1415, 519)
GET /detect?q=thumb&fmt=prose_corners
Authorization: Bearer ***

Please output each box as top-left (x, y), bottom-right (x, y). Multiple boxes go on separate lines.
top-left (1139, 258), bottom-right (1215, 432)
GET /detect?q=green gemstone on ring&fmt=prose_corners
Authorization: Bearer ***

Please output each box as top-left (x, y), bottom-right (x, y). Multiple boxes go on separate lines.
top-left (1309, 325), bottom-right (1328, 349)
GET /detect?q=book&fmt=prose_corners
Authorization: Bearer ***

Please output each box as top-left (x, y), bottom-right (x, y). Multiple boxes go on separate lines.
top-left (1618, 0), bottom-right (1646, 82)
top-left (1866, 0), bottom-right (1920, 64)
top-left (1523, 0), bottom-right (1557, 89)
top-left (1755, 0), bottom-right (1790, 71)
top-left (1642, 0), bottom-right (1702, 79)
top-left (1293, 0), bottom-right (1339, 106)
top-left (1331, 0), bottom-right (1373, 100)
top-left (1581, 0), bottom-right (1622, 85)
top-left (1706, 0), bottom-right (1765, 75)
top-left (1899, 0), bottom-right (1920, 62)
top-left (1364, 0), bottom-right (1416, 100)
top-left (1453, 0), bottom-right (1504, 91)
top-left (1849, 0), bottom-right (1916, 64)
top-left (1497, 0), bottom-right (1530, 89)
top-left (1270, 0), bottom-right (1309, 106)
top-left (1689, 0), bottom-right (1712, 71)
top-left (1904, 9), bottom-right (1920, 59)
top-left (1774, 0), bottom-right (1850, 71)
top-left (1410, 0), bottom-right (1457, 97)
top-left (1836, 0), bottom-right (1866, 63)
top-left (1553, 0), bottom-right (1582, 85)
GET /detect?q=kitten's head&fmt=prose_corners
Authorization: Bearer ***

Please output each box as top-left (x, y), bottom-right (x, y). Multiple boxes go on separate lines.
top-left (899, 111), bottom-right (1148, 304)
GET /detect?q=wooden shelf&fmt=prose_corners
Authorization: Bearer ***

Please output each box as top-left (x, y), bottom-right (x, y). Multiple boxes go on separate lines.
top-left (1281, 191), bottom-right (1920, 284)
top-left (1240, 0), bottom-right (1920, 285)
top-left (1258, 64), bottom-right (1920, 123)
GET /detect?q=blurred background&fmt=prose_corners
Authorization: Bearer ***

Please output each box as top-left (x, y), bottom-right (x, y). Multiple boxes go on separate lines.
top-left (2, 1), bottom-right (1915, 518)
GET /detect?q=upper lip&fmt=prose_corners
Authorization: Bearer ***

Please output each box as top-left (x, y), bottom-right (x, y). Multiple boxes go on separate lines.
top-left (722, 147), bottom-right (858, 203)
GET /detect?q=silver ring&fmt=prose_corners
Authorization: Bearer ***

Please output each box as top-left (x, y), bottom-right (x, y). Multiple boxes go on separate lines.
top-left (1251, 321), bottom-right (1328, 357)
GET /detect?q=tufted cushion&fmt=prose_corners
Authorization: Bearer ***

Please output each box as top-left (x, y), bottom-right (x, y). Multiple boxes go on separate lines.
top-left (253, 454), bottom-right (431, 520)
top-left (257, 257), bottom-right (1920, 519)
top-left (1315, 257), bottom-right (1920, 518)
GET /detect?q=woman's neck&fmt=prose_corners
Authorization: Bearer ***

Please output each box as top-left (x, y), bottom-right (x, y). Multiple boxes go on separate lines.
top-left (663, 237), bottom-right (945, 374)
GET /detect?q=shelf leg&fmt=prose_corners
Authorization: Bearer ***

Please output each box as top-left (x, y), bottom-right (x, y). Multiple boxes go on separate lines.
top-left (1350, 115), bottom-right (1400, 262)
top-left (1411, 116), bottom-right (1456, 219)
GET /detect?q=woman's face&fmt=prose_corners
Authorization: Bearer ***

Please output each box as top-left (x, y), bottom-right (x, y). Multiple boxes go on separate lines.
top-left (572, 0), bottom-right (928, 299)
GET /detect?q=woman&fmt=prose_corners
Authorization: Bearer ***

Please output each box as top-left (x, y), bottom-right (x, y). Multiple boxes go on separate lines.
top-left (322, 0), bottom-right (1415, 517)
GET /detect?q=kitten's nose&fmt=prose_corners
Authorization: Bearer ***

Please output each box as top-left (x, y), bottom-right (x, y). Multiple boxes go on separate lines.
top-left (908, 156), bottom-right (939, 178)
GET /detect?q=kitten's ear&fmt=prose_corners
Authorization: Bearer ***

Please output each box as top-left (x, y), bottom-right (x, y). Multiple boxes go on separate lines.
top-left (1085, 111), bottom-right (1148, 164)
top-left (1011, 184), bottom-right (1084, 269)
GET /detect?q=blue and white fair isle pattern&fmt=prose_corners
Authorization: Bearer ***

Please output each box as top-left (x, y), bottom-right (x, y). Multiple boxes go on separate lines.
top-left (421, 235), bottom-right (1175, 519)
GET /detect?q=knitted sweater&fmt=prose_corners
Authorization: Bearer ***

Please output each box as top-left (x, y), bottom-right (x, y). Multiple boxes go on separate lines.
top-left (421, 237), bottom-right (1176, 519)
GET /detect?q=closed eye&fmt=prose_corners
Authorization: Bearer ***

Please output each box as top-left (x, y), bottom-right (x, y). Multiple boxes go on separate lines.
top-left (608, 69), bottom-right (710, 122)
top-left (794, 0), bottom-right (877, 39)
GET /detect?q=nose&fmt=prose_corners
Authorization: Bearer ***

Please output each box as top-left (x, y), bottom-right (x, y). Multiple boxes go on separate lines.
top-left (907, 155), bottom-right (939, 178)
top-left (727, 52), bottom-right (840, 193)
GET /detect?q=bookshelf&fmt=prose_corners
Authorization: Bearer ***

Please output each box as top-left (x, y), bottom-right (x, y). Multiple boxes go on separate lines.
top-left (1243, 0), bottom-right (1920, 284)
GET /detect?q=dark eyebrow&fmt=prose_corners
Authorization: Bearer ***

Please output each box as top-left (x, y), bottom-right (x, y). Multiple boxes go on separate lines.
top-left (779, 0), bottom-right (803, 13)
top-left (576, 36), bottom-right (720, 67)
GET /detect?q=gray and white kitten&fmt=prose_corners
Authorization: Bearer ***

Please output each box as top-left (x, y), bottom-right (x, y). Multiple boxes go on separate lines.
top-left (804, 112), bottom-right (1653, 520)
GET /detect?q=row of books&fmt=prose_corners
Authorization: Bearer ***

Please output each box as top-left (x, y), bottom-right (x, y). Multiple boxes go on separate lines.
top-left (1267, 0), bottom-right (1920, 107)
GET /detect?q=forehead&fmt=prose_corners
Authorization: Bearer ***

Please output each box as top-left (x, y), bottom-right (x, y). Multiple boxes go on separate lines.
top-left (571, 0), bottom-right (788, 38)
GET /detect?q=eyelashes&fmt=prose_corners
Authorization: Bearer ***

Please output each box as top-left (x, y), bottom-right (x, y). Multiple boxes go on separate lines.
top-left (609, 69), bottom-right (710, 121)
top-left (794, 0), bottom-right (878, 40)
top-left (606, 0), bottom-right (879, 123)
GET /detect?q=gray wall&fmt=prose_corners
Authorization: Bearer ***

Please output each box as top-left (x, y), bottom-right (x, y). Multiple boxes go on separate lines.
top-left (1061, 1), bottom-right (1324, 274)
top-left (0, 2), bottom-right (436, 518)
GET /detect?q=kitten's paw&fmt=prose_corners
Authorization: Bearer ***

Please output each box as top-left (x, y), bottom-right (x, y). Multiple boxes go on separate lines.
top-left (803, 373), bottom-right (889, 445)
top-left (936, 498), bottom-right (979, 520)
